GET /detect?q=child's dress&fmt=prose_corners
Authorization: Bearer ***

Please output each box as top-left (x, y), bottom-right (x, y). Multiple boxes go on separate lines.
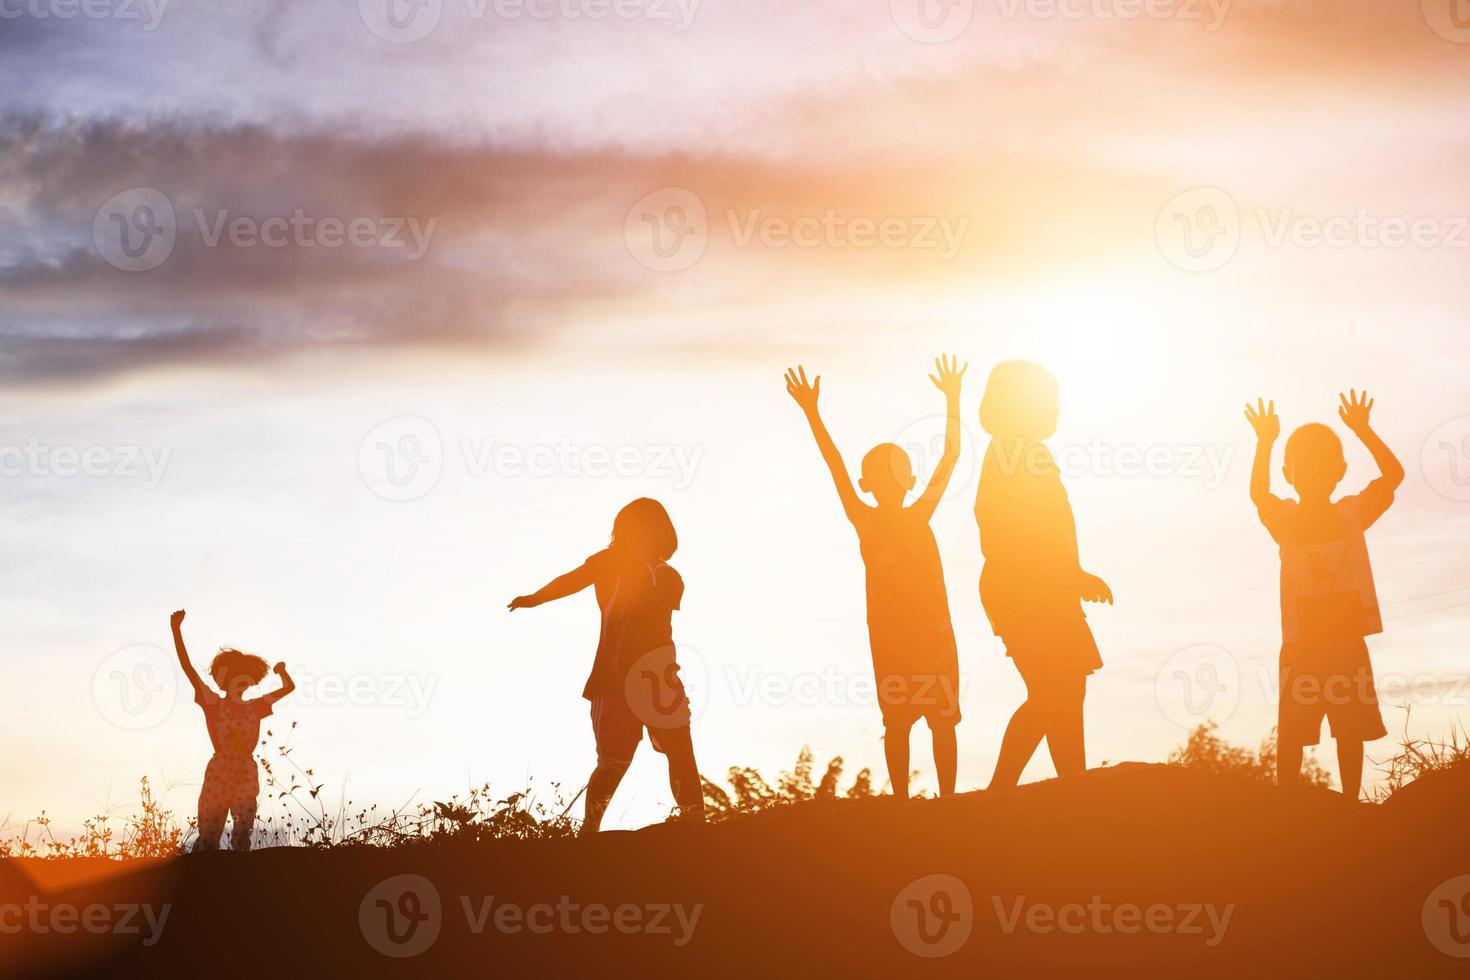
top-left (976, 439), bottom-right (1103, 677)
top-left (580, 549), bottom-right (689, 765)
top-left (195, 689), bottom-right (273, 850)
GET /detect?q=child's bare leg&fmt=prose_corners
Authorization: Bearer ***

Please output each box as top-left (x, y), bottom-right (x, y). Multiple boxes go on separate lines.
top-left (930, 720), bottom-right (957, 797)
top-left (1043, 675), bottom-right (1087, 778)
top-left (583, 759), bottom-right (630, 835)
top-left (989, 701), bottom-right (1043, 790)
top-left (1277, 740), bottom-right (1304, 787)
top-left (196, 783), bottom-right (225, 852)
top-left (228, 799), bottom-right (257, 852)
top-left (1335, 738), bottom-right (1364, 802)
top-left (657, 727), bottom-right (705, 820)
top-left (884, 718), bottom-right (915, 800)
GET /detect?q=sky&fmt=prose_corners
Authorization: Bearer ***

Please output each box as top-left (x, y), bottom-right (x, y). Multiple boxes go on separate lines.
top-left (3, 0), bottom-right (1470, 833)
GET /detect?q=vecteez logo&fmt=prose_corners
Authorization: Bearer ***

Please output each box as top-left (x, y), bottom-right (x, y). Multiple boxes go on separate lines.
top-left (1423, 874), bottom-right (1470, 957)
top-left (359, 875), bottom-right (704, 957)
top-left (93, 187), bottom-right (177, 272)
top-left (358, 416), bottom-right (445, 502)
top-left (359, 0), bottom-right (443, 42)
top-left (1154, 643), bottom-right (1241, 729)
top-left (1422, 416), bottom-right (1470, 502)
top-left (1423, 0), bottom-right (1470, 43)
top-left (360, 874), bottom-right (443, 958)
top-left (623, 645), bottom-right (707, 728)
top-left (890, 0), bottom-right (975, 42)
top-left (93, 644), bottom-right (179, 730)
top-left (1155, 186), bottom-right (1240, 272)
top-left (624, 187), bottom-right (709, 272)
top-left (891, 874), bottom-right (974, 958)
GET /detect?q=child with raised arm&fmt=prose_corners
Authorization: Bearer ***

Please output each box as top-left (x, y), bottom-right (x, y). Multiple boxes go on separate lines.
top-left (1245, 391), bottom-right (1404, 802)
top-left (785, 356), bottom-right (966, 800)
top-left (508, 498), bottom-right (704, 834)
top-left (171, 609), bottom-right (295, 851)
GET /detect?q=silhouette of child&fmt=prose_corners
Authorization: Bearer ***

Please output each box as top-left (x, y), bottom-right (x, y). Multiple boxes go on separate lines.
top-left (170, 609), bottom-right (295, 851)
top-left (1245, 391), bottom-right (1403, 802)
top-left (785, 357), bottom-right (967, 799)
top-left (976, 361), bottom-right (1112, 788)
top-left (509, 498), bottom-right (704, 833)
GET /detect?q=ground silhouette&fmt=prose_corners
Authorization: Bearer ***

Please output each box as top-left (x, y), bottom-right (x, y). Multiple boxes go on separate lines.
top-left (4, 763), bottom-right (1467, 978)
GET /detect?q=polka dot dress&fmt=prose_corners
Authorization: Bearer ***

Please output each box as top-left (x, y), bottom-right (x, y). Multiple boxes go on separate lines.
top-left (194, 690), bottom-right (272, 851)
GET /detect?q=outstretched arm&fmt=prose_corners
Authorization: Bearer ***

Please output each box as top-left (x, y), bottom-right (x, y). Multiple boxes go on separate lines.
top-left (1244, 398), bottom-right (1283, 515)
top-left (1340, 390), bottom-right (1404, 490)
top-left (911, 354), bottom-right (967, 523)
top-left (785, 366), bottom-right (864, 524)
top-left (170, 609), bottom-right (208, 699)
top-left (508, 559), bottom-right (598, 611)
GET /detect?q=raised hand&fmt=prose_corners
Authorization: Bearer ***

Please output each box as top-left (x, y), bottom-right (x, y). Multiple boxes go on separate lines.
top-left (170, 609), bottom-right (186, 630)
top-left (273, 662), bottom-right (288, 676)
top-left (1079, 571), bottom-right (1113, 605)
top-left (1244, 398), bottom-right (1280, 442)
top-left (928, 353), bottom-right (968, 399)
top-left (1338, 389), bottom-right (1375, 434)
top-left (784, 366), bottom-right (821, 413)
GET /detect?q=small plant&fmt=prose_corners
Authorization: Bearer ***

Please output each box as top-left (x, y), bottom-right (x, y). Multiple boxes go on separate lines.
top-left (1368, 713), bottom-right (1470, 802)
top-left (701, 746), bottom-right (878, 822)
top-left (0, 777), bottom-right (183, 860)
top-left (1168, 721), bottom-right (1333, 788)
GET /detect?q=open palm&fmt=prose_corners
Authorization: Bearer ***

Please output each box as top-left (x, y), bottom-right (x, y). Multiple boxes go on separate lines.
top-left (784, 365), bottom-right (821, 411)
top-left (1244, 398), bottom-right (1279, 441)
top-left (929, 353), bottom-right (968, 398)
top-left (1338, 389), bottom-right (1374, 433)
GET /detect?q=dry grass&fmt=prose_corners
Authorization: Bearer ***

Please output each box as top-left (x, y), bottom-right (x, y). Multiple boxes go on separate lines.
top-left (1368, 714), bottom-right (1470, 803)
top-left (11, 720), bottom-right (1467, 858)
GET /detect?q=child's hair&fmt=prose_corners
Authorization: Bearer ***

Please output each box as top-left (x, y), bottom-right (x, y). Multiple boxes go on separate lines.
top-left (210, 648), bottom-right (269, 693)
top-left (980, 360), bottom-right (1059, 441)
top-left (1284, 422), bottom-right (1347, 490)
top-left (610, 497), bottom-right (678, 561)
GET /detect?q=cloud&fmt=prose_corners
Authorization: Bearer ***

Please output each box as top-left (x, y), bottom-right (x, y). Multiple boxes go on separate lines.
top-left (0, 113), bottom-right (1045, 382)
top-left (3, 1), bottom-right (1469, 382)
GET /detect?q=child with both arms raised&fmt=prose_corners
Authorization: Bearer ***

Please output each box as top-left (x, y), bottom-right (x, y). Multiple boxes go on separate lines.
top-left (1245, 390), bottom-right (1404, 802)
top-left (785, 356), bottom-right (967, 799)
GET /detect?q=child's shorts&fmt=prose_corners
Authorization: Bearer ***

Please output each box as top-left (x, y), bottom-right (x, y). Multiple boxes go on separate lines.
top-left (589, 693), bottom-right (689, 766)
top-left (876, 670), bottom-right (963, 729)
top-left (1278, 638), bottom-right (1388, 747)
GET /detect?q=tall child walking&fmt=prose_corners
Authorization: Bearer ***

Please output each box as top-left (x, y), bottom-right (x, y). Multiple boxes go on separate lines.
top-left (976, 361), bottom-right (1112, 788)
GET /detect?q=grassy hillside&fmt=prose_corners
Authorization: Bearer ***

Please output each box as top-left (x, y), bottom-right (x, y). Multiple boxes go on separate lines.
top-left (3, 761), bottom-right (1468, 978)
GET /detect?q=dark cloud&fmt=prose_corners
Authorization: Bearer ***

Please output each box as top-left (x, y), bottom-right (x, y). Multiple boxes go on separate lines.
top-left (0, 112), bottom-right (1035, 383)
top-left (0, 116), bottom-right (680, 381)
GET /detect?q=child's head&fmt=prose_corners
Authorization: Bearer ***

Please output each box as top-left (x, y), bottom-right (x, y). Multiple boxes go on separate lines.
top-left (611, 497), bottom-right (678, 561)
top-left (1284, 422), bottom-right (1347, 499)
top-left (980, 360), bottom-right (1059, 441)
top-left (858, 443), bottom-right (917, 506)
top-left (210, 648), bottom-right (269, 699)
